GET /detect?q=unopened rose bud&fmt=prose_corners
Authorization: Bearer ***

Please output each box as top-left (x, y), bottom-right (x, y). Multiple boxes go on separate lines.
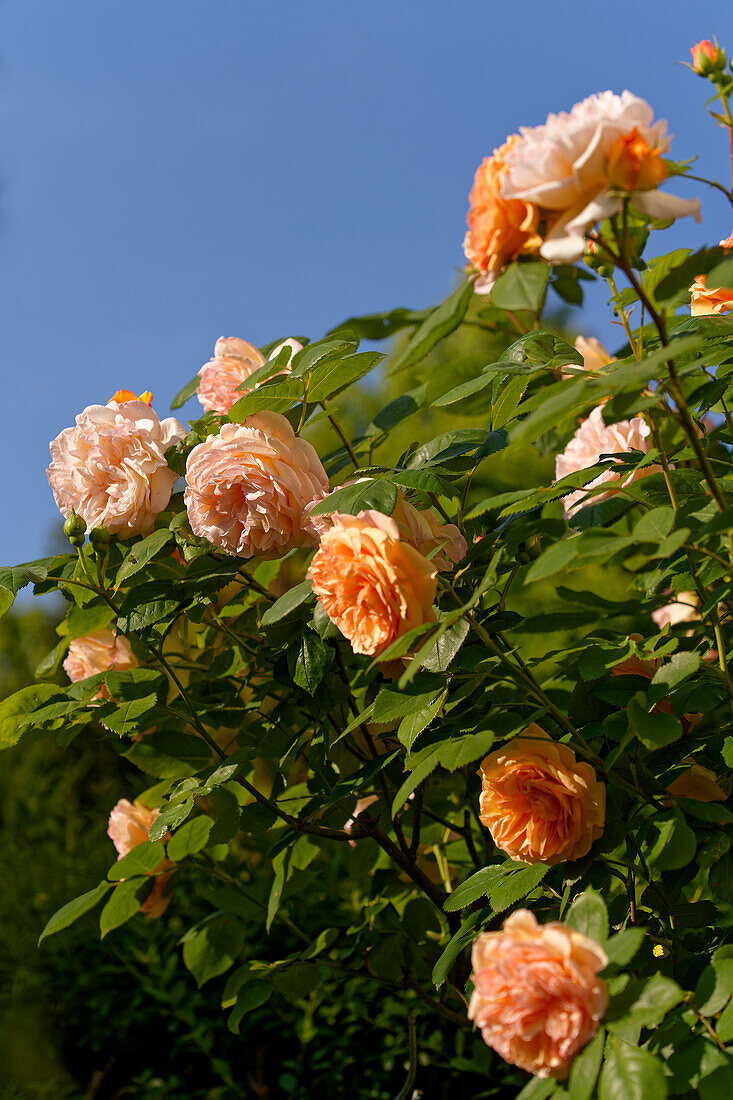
top-left (63, 510), bottom-right (87, 546)
top-left (89, 525), bottom-right (110, 552)
top-left (690, 39), bottom-right (725, 76)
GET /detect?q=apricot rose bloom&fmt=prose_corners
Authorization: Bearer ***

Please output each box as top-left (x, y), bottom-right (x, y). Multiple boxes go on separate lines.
top-left (306, 487), bottom-right (466, 572)
top-left (307, 511), bottom-right (438, 657)
top-left (501, 91), bottom-right (700, 262)
top-left (47, 397), bottom-right (186, 538)
top-left (666, 762), bottom-right (726, 804)
top-left (464, 135), bottom-right (541, 293)
top-left (555, 405), bottom-right (655, 518)
top-left (690, 232), bottom-right (733, 316)
top-left (690, 40), bottom-right (724, 75)
top-left (478, 725), bottom-right (606, 864)
top-left (184, 412), bottom-right (329, 557)
top-left (468, 909), bottom-right (608, 1078)
top-left (652, 590), bottom-right (699, 631)
top-left (107, 799), bottom-right (175, 919)
top-left (197, 336), bottom-right (303, 414)
top-left (63, 629), bottom-right (138, 699)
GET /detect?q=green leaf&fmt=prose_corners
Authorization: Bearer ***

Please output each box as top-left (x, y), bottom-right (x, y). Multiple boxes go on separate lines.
top-left (171, 375), bottom-right (201, 409)
top-left (525, 538), bottom-right (580, 583)
top-left (397, 691), bottom-right (447, 751)
top-left (654, 246), bottom-right (723, 303)
top-left (372, 684), bottom-right (444, 725)
top-left (431, 911), bottom-right (483, 987)
top-left (0, 684), bottom-right (61, 748)
top-left (227, 980), bottom-right (272, 1033)
top-left (0, 560), bottom-right (52, 596)
top-left (115, 529), bottom-right (175, 585)
top-left (99, 879), bottom-right (143, 937)
top-left (651, 652), bottom-right (701, 691)
top-left (291, 630), bottom-right (334, 695)
top-left (633, 507), bottom-right (675, 543)
top-left (443, 866), bottom-right (507, 912)
top-left (389, 280), bottom-right (474, 375)
top-left (598, 1037), bottom-right (668, 1100)
top-left (646, 809), bottom-right (697, 870)
top-left (308, 351), bottom-right (383, 402)
top-left (491, 261), bottom-right (550, 312)
top-left (38, 882), bottom-right (111, 944)
top-left (228, 378), bottom-right (304, 421)
top-left (499, 330), bottom-right (582, 371)
top-left (108, 840), bottom-right (166, 881)
top-left (182, 914), bottom-right (246, 987)
top-left (568, 1027), bottom-right (606, 1100)
top-left (431, 373), bottom-right (494, 410)
top-left (167, 816), bottom-right (213, 861)
top-left (260, 579), bottom-right (313, 626)
top-left (627, 693), bottom-right (682, 749)
top-left (623, 974), bottom-right (684, 1029)
top-left (307, 479), bottom-right (398, 518)
top-left (565, 889), bottom-right (608, 943)
top-left (267, 852), bottom-right (289, 933)
top-left (696, 947), bottom-right (733, 1015)
top-left (486, 862), bottom-right (549, 914)
top-left (603, 929), bottom-right (645, 968)
top-left (516, 1080), bottom-right (558, 1100)
top-left (62, 602), bottom-right (115, 640)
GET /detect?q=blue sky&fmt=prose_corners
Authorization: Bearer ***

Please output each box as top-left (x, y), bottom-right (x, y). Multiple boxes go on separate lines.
top-left (3, 0), bottom-right (733, 567)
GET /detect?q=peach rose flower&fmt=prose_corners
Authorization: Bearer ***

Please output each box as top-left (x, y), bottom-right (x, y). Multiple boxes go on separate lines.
top-left (307, 511), bottom-right (438, 657)
top-left (478, 726), bottom-right (605, 864)
top-left (501, 91), bottom-right (700, 262)
top-left (555, 405), bottom-right (656, 518)
top-left (612, 640), bottom-right (701, 732)
top-left (47, 397), bottom-right (186, 538)
top-left (468, 909), bottom-right (608, 1078)
top-left (691, 40), bottom-right (724, 75)
top-left (197, 336), bottom-right (303, 414)
top-left (463, 134), bottom-right (542, 293)
top-left (666, 761), bottom-right (726, 803)
top-left (108, 798), bottom-right (174, 919)
top-left (561, 336), bottom-right (616, 379)
top-left (306, 486), bottom-right (466, 572)
top-left (184, 412), bottom-right (329, 557)
top-left (652, 590), bottom-right (699, 632)
top-left (63, 629), bottom-right (138, 700)
top-left (690, 232), bottom-right (733, 316)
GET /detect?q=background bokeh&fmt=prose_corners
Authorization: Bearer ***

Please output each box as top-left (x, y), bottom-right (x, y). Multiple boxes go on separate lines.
top-left (2, 0), bottom-right (733, 568)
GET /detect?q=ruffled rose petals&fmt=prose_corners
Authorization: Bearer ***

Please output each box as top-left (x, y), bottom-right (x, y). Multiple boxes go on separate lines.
top-left (478, 725), bottom-right (606, 864)
top-left (184, 412), bottom-right (329, 558)
top-left (107, 799), bottom-right (175, 919)
top-left (554, 405), bottom-right (658, 518)
top-left (690, 231), bottom-right (733, 316)
top-left (197, 335), bottom-right (303, 414)
top-left (498, 91), bottom-right (699, 263)
top-left (47, 395), bottom-right (186, 538)
top-left (307, 512), bottom-right (438, 657)
top-left (468, 909), bottom-right (608, 1078)
top-left (463, 134), bottom-right (542, 293)
top-left (306, 489), bottom-right (466, 573)
top-left (63, 629), bottom-right (138, 700)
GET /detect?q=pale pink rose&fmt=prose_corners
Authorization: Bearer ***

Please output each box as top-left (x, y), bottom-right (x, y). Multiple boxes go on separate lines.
top-left (555, 405), bottom-right (656, 518)
top-left (197, 336), bottom-right (304, 414)
top-left (108, 798), bottom-right (160, 858)
top-left (306, 484), bottom-right (466, 572)
top-left (184, 412), bottom-right (329, 557)
top-left (63, 629), bottom-right (138, 700)
top-left (478, 725), bottom-right (606, 864)
top-left (652, 591), bottom-right (699, 631)
top-left (502, 91), bottom-right (700, 262)
top-left (107, 799), bottom-right (175, 919)
top-left (47, 398), bottom-right (186, 538)
top-left (345, 794), bottom-right (378, 846)
top-left (468, 909), bottom-right (608, 1078)
top-left (308, 512), bottom-right (438, 657)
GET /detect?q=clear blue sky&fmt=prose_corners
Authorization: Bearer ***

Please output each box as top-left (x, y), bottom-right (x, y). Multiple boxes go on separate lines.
top-left (3, 0), bottom-right (733, 567)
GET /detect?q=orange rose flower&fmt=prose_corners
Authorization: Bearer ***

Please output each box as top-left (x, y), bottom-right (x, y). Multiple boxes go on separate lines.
top-left (691, 232), bottom-right (733, 316)
top-left (666, 762), bottom-right (726, 803)
top-left (478, 725), bottom-right (605, 864)
top-left (463, 134), bottom-right (541, 293)
top-left (468, 909), bottom-right (608, 1078)
top-left (690, 40), bottom-right (725, 75)
top-left (63, 629), bottom-right (139, 700)
top-left (307, 512), bottom-right (437, 657)
top-left (107, 798), bottom-right (175, 919)
top-left (606, 128), bottom-right (668, 192)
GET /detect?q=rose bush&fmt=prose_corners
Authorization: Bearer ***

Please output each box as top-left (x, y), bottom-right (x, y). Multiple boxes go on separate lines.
top-left (5, 40), bottom-right (733, 1098)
